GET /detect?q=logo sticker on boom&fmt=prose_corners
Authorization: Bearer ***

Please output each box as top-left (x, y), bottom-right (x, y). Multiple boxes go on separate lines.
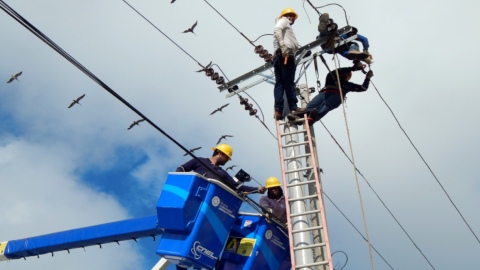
top-left (191, 241), bottom-right (218, 260)
top-left (265, 230), bottom-right (273, 240)
top-left (212, 196), bottom-right (220, 207)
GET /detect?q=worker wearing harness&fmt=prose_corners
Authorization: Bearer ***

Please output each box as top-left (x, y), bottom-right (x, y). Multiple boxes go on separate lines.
top-left (294, 64), bottom-right (373, 125)
top-left (273, 8), bottom-right (306, 120)
top-left (317, 13), bottom-right (373, 65)
top-left (176, 144), bottom-right (266, 194)
top-left (259, 177), bottom-right (287, 223)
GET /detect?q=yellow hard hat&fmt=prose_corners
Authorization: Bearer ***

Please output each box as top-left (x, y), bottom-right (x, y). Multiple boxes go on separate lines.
top-left (279, 8), bottom-right (298, 20)
top-left (265, 177), bottom-right (282, 188)
top-left (212, 144), bottom-right (232, 160)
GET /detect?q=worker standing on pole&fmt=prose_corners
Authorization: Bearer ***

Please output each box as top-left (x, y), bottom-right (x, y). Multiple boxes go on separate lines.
top-left (259, 177), bottom-right (287, 223)
top-left (273, 8), bottom-right (306, 120)
top-left (176, 144), bottom-right (266, 194)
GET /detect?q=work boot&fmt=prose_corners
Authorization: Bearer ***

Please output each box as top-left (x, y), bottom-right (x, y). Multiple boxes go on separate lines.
top-left (318, 13), bottom-right (330, 32)
top-left (346, 50), bottom-right (369, 60)
top-left (291, 108), bottom-right (308, 115)
top-left (307, 109), bottom-right (318, 126)
top-left (274, 110), bottom-right (284, 121)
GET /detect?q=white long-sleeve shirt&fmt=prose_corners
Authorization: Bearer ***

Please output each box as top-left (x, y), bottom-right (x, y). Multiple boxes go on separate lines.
top-left (273, 17), bottom-right (300, 55)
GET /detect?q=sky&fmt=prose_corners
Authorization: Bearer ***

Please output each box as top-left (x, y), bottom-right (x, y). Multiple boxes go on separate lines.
top-left (0, 0), bottom-right (480, 269)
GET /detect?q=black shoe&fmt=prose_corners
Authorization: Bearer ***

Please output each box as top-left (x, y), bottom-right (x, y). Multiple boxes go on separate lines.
top-left (308, 108), bottom-right (318, 120)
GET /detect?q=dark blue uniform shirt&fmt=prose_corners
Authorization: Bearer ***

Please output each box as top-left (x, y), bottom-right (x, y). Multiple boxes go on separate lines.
top-left (176, 157), bottom-right (257, 192)
top-left (259, 195), bottom-right (287, 223)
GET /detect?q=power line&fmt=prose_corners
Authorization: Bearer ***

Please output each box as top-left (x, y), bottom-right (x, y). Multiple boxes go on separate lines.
top-left (202, 0), bottom-right (255, 46)
top-left (319, 120), bottom-right (436, 269)
top-left (370, 80), bottom-right (480, 245)
top-left (0, 0), bottom-right (283, 223)
top-left (122, 0), bottom-right (203, 66)
top-left (323, 191), bottom-right (394, 270)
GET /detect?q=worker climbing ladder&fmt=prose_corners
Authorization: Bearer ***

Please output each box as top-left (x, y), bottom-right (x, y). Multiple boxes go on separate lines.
top-left (275, 115), bottom-right (333, 270)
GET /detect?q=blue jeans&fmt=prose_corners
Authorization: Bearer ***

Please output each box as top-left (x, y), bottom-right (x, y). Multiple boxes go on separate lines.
top-left (318, 31), bottom-right (359, 59)
top-left (273, 55), bottom-right (298, 112)
top-left (306, 91), bottom-right (342, 121)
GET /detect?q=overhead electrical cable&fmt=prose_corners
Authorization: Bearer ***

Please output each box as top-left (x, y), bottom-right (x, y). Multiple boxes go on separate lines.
top-left (121, 0), bottom-right (205, 66)
top-left (323, 192), bottom-right (394, 270)
top-left (319, 120), bottom-right (436, 269)
top-left (370, 80), bottom-right (480, 245)
top-left (202, 0), bottom-right (255, 46)
top-left (0, 0), bottom-right (286, 227)
top-left (120, 0), bottom-right (275, 139)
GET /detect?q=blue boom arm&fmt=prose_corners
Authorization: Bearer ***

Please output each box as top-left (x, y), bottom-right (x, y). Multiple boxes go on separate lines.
top-left (0, 215), bottom-right (161, 260)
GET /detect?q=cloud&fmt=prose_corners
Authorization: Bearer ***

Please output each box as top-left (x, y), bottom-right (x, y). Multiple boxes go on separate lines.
top-left (0, 138), bottom-right (144, 270)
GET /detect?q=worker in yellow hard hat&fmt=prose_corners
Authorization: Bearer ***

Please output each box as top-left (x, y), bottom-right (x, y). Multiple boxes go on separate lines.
top-left (259, 177), bottom-right (287, 223)
top-left (272, 8), bottom-right (307, 121)
top-left (176, 144), bottom-right (266, 194)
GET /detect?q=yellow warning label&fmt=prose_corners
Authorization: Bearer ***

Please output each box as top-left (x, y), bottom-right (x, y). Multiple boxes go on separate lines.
top-left (0, 241), bottom-right (8, 255)
top-left (236, 238), bottom-right (256, 257)
top-left (225, 238), bottom-right (238, 253)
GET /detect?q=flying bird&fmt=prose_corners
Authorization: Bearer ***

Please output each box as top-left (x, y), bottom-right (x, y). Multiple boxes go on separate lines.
top-left (171, 0), bottom-right (175, 3)
top-left (225, 165), bottom-right (237, 171)
top-left (183, 147), bottom-right (202, 156)
top-left (67, 94), bottom-right (85, 108)
top-left (127, 119), bottom-right (146, 130)
top-left (210, 103), bottom-right (229, 115)
top-left (217, 135), bottom-right (233, 144)
top-left (182, 21), bottom-right (198, 35)
top-left (6, 71), bottom-right (22, 83)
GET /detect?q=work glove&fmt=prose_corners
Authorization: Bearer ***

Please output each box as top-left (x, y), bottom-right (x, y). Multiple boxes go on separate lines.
top-left (364, 49), bottom-right (372, 58)
top-left (265, 212), bottom-right (272, 223)
top-left (280, 42), bottom-right (289, 57)
top-left (366, 70), bottom-right (374, 79)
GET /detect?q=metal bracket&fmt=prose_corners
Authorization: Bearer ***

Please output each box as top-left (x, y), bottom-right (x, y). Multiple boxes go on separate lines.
top-left (218, 26), bottom-right (352, 92)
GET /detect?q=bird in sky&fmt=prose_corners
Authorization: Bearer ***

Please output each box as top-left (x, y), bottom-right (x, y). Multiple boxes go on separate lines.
top-left (196, 61), bottom-right (212, 72)
top-left (171, 0), bottom-right (175, 3)
top-left (210, 103), bottom-right (229, 115)
top-left (183, 147), bottom-right (202, 156)
top-left (225, 165), bottom-right (237, 171)
top-left (6, 71), bottom-right (22, 83)
top-left (217, 135), bottom-right (233, 144)
top-left (67, 94), bottom-right (85, 108)
top-left (182, 21), bottom-right (198, 35)
top-left (127, 119), bottom-right (146, 130)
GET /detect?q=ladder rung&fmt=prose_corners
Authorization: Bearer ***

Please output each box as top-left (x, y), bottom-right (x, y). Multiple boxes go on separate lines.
top-left (283, 154), bottom-right (311, 161)
top-left (287, 180), bottom-right (316, 188)
top-left (291, 225), bottom-right (323, 234)
top-left (282, 141), bottom-right (308, 148)
top-left (293, 243), bottom-right (326, 251)
top-left (278, 118), bottom-right (306, 125)
top-left (295, 261), bottom-right (329, 269)
top-left (288, 194), bottom-right (318, 202)
top-left (290, 209), bottom-right (321, 218)
top-left (285, 166), bottom-right (313, 174)
top-left (281, 130), bottom-right (307, 136)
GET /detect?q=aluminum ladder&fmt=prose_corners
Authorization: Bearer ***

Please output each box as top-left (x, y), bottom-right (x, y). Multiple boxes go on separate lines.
top-left (275, 116), bottom-right (333, 270)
